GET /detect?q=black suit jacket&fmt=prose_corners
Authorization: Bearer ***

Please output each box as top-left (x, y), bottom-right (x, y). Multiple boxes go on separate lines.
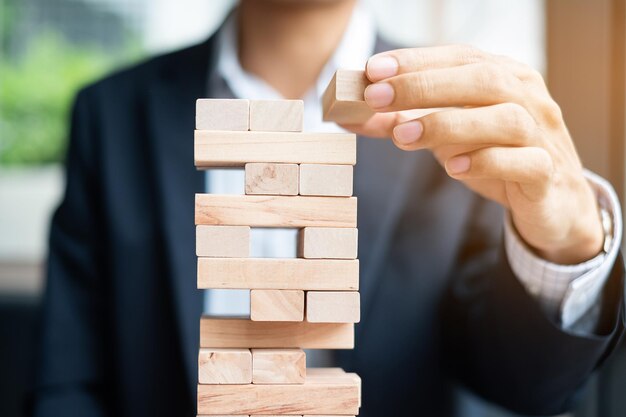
top-left (34, 32), bottom-right (626, 417)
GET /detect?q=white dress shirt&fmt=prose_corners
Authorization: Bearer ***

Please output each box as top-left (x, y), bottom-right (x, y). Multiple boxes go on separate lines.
top-left (204, 5), bottom-right (623, 334)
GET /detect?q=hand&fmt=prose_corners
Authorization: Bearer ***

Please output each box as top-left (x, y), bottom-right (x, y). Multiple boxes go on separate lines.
top-left (344, 45), bottom-right (604, 264)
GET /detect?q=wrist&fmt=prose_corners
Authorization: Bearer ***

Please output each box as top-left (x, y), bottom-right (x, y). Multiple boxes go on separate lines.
top-left (537, 216), bottom-right (604, 264)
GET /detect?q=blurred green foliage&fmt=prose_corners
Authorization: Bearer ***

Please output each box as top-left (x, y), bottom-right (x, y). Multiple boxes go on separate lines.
top-left (0, 0), bottom-right (144, 165)
top-left (0, 33), bottom-right (115, 165)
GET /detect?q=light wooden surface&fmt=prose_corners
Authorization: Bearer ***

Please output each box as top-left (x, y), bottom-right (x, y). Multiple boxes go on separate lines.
top-left (299, 227), bottom-right (358, 259)
top-left (195, 194), bottom-right (357, 228)
top-left (196, 99), bottom-right (249, 131)
top-left (200, 317), bottom-right (354, 349)
top-left (195, 130), bottom-right (356, 167)
top-left (252, 348), bottom-right (306, 384)
top-left (299, 164), bottom-right (353, 197)
top-left (306, 292), bottom-right (360, 324)
top-left (251, 289), bottom-right (305, 321)
top-left (197, 258), bottom-right (359, 291)
top-left (196, 225), bottom-right (250, 257)
top-left (245, 163), bottom-right (299, 195)
top-left (307, 368), bottom-right (362, 408)
top-left (322, 70), bottom-right (373, 124)
top-left (198, 348), bottom-right (252, 384)
top-left (249, 99), bottom-right (304, 132)
top-left (197, 369), bottom-right (360, 415)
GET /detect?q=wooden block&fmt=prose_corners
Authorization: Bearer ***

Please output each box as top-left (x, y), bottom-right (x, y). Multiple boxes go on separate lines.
top-left (249, 99), bottom-right (304, 132)
top-left (197, 369), bottom-right (360, 415)
top-left (196, 99), bottom-right (249, 131)
top-left (196, 225), bottom-right (250, 257)
top-left (251, 290), bottom-right (304, 321)
top-left (322, 70), bottom-right (374, 124)
top-left (197, 258), bottom-right (359, 291)
top-left (252, 348), bottom-right (306, 384)
top-left (194, 130), bottom-right (356, 167)
top-left (307, 368), bottom-right (362, 408)
top-left (198, 348), bottom-right (252, 384)
top-left (195, 194), bottom-right (357, 228)
top-left (299, 227), bottom-right (358, 259)
top-left (245, 163), bottom-right (299, 195)
top-left (306, 292), bottom-right (360, 323)
top-left (299, 164), bottom-right (353, 197)
top-left (200, 317), bottom-right (354, 349)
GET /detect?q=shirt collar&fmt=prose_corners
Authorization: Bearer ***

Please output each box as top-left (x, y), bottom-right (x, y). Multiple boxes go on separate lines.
top-left (216, 2), bottom-right (377, 101)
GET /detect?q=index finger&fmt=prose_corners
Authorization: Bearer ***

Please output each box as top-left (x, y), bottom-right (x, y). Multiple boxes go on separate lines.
top-left (366, 45), bottom-right (490, 82)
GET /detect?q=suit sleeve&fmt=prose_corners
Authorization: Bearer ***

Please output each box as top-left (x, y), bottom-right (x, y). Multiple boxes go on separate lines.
top-left (32, 89), bottom-right (110, 417)
top-left (441, 196), bottom-right (625, 415)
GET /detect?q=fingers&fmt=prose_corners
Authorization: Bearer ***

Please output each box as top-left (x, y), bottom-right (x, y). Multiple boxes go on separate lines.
top-left (339, 112), bottom-right (401, 139)
top-left (366, 45), bottom-right (489, 81)
top-left (445, 146), bottom-right (553, 197)
top-left (364, 63), bottom-right (520, 112)
top-left (340, 109), bottom-right (439, 139)
top-left (366, 45), bottom-right (540, 83)
top-left (392, 103), bottom-right (538, 151)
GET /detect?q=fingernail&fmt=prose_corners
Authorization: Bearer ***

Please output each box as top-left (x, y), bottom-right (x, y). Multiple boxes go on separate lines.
top-left (364, 83), bottom-right (394, 109)
top-left (447, 156), bottom-right (471, 174)
top-left (393, 121), bottom-right (423, 145)
top-left (367, 55), bottom-right (399, 80)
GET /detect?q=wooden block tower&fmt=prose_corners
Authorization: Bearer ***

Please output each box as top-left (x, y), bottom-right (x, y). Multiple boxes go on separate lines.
top-left (194, 77), bottom-right (364, 416)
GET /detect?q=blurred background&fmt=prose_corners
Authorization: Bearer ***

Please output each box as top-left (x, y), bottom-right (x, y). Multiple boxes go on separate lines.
top-left (0, 0), bottom-right (624, 416)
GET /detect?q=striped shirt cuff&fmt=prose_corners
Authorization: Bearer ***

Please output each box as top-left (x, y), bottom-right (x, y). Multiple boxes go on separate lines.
top-left (504, 170), bottom-right (622, 330)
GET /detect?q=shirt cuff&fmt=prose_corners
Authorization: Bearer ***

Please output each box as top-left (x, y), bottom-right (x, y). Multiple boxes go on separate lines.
top-left (503, 170), bottom-right (622, 329)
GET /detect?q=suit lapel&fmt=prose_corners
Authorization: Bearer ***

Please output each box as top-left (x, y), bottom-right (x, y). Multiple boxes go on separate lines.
top-left (146, 38), bottom-right (215, 393)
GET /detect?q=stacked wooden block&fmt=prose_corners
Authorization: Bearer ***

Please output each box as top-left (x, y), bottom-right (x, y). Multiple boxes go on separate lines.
top-left (194, 94), bottom-right (361, 416)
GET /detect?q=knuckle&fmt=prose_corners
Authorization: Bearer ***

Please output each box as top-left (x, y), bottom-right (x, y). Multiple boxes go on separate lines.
top-left (528, 68), bottom-right (546, 85)
top-left (503, 103), bottom-right (536, 141)
top-left (539, 99), bottom-right (564, 128)
top-left (424, 110), bottom-right (458, 143)
top-left (477, 63), bottom-right (517, 99)
top-left (408, 73), bottom-right (434, 104)
top-left (455, 44), bottom-right (487, 64)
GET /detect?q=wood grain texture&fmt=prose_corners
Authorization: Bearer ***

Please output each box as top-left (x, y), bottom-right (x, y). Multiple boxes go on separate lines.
top-left (298, 227), bottom-right (358, 259)
top-left (195, 194), bottom-right (357, 228)
top-left (196, 225), bottom-right (250, 257)
top-left (195, 130), bottom-right (356, 167)
top-left (251, 290), bottom-right (305, 322)
top-left (252, 348), bottom-right (306, 384)
top-left (306, 292), bottom-right (360, 324)
top-left (200, 317), bottom-right (354, 349)
top-left (299, 164), bottom-right (353, 197)
top-left (245, 163), bottom-right (299, 195)
top-left (307, 368), bottom-right (362, 408)
top-left (198, 348), bottom-right (252, 384)
top-left (197, 368), bottom-right (360, 415)
top-left (196, 99), bottom-right (249, 131)
top-left (197, 258), bottom-right (359, 291)
top-left (322, 70), bottom-right (373, 124)
top-left (249, 99), bottom-right (304, 132)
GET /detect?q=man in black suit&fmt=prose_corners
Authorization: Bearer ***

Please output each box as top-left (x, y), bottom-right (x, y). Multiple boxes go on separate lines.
top-left (34, 1), bottom-right (625, 416)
